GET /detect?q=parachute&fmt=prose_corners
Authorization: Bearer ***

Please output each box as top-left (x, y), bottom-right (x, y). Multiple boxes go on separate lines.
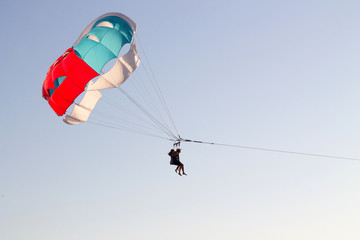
top-left (41, 13), bottom-right (360, 161)
top-left (42, 13), bottom-right (140, 125)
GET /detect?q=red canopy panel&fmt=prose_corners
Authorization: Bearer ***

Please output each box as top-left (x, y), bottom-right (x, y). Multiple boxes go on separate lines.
top-left (42, 48), bottom-right (99, 116)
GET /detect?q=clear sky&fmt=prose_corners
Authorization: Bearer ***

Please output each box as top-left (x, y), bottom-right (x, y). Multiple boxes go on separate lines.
top-left (1, 0), bottom-right (360, 239)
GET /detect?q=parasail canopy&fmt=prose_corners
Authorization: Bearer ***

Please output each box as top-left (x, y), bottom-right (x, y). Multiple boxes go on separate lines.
top-left (42, 12), bottom-right (141, 125)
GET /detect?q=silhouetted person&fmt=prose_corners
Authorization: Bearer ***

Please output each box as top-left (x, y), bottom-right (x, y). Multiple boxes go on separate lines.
top-left (168, 148), bottom-right (186, 176)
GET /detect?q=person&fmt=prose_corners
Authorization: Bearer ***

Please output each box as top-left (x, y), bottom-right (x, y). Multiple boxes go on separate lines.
top-left (168, 148), bottom-right (187, 176)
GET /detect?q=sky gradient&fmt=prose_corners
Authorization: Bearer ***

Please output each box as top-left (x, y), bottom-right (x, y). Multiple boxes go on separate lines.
top-left (1, 0), bottom-right (360, 239)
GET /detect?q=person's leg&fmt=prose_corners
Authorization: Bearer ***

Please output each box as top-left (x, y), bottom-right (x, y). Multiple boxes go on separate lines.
top-left (181, 164), bottom-right (186, 175)
top-left (177, 166), bottom-right (182, 176)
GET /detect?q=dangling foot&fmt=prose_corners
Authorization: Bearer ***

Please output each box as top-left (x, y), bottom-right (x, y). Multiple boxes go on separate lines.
top-left (178, 172), bottom-right (182, 176)
top-left (183, 173), bottom-right (187, 176)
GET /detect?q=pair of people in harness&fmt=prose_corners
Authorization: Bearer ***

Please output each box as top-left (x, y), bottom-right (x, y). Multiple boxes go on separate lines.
top-left (168, 143), bottom-right (187, 176)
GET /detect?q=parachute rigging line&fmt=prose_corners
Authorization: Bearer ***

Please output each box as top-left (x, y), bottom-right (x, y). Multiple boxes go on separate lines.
top-left (87, 120), bottom-right (173, 141)
top-left (91, 109), bottom-right (168, 137)
top-left (97, 91), bottom-right (177, 140)
top-left (87, 61), bottom-right (179, 140)
top-left (65, 87), bottom-right (176, 140)
top-left (116, 87), bottom-right (178, 141)
top-left (178, 138), bottom-right (360, 162)
top-left (135, 34), bottom-right (180, 137)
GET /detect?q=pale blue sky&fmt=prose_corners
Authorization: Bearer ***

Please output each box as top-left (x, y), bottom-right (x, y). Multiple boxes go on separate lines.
top-left (1, 0), bottom-right (360, 239)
